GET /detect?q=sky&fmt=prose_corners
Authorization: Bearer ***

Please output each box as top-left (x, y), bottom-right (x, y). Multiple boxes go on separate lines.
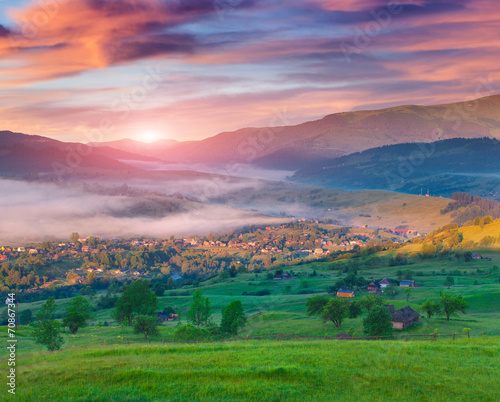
top-left (1, 0), bottom-right (499, 143)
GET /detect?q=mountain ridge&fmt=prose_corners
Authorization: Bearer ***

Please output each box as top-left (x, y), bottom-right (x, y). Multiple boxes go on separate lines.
top-left (292, 137), bottom-right (500, 200)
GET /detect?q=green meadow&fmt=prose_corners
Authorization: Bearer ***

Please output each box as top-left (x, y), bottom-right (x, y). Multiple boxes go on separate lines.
top-left (4, 248), bottom-right (500, 400)
top-left (10, 338), bottom-right (500, 401)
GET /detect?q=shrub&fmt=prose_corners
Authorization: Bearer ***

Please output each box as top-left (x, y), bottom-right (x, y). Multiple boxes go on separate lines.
top-left (174, 324), bottom-right (211, 341)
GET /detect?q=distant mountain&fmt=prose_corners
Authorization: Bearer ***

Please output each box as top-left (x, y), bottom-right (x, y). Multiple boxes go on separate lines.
top-left (3, 94), bottom-right (500, 175)
top-left (89, 138), bottom-right (178, 159)
top-left (155, 95), bottom-right (500, 168)
top-left (292, 138), bottom-right (500, 200)
top-left (0, 131), bottom-right (155, 175)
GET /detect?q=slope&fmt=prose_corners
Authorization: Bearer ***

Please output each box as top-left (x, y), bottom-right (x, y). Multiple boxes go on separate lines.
top-left (292, 138), bottom-right (500, 200)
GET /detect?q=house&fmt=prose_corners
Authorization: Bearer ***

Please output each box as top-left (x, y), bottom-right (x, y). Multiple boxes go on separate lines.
top-left (379, 278), bottom-right (391, 288)
top-left (400, 280), bottom-right (415, 287)
top-left (157, 312), bottom-right (169, 322)
top-left (471, 253), bottom-right (482, 260)
top-left (337, 287), bottom-right (355, 298)
top-left (0, 255), bottom-right (8, 261)
top-left (17, 247), bottom-right (25, 253)
top-left (385, 305), bottom-right (420, 329)
top-left (367, 281), bottom-right (381, 294)
top-left (157, 312), bottom-right (178, 322)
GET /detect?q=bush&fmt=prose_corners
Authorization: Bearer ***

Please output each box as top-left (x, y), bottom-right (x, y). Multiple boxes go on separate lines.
top-left (174, 324), bottom-right (211, 341)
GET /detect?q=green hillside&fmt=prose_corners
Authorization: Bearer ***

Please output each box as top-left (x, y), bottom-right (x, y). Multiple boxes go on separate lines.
top-left (293, 138), bottom-right (500, 200)
top-left (5, 245), bottom-right (500, 400)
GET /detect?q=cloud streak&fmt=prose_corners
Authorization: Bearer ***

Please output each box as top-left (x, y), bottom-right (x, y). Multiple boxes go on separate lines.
top-left (0, 0), bottom-right (499, 141)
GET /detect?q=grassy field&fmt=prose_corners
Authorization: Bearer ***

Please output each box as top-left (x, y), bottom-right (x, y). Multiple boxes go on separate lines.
top-left (10, 337), bottom-right (500, 401)
top-left (3, 247), bottom-right (500, 400)
top-left (7, 249), bottom-right (500, 352)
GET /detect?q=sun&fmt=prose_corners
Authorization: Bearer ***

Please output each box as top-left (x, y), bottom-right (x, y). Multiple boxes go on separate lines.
top-left (140, 131), bottom-right (161, 143)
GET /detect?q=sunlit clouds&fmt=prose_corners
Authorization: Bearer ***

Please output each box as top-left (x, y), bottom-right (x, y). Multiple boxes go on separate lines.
top-left (0, 0), bottom-right (499, 141)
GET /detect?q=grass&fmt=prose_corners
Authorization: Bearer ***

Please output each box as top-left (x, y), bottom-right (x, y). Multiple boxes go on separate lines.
top-left (11, 338), bottom-right (500, 401)
top-left (11, 249), bottom-right (500, 341)
top-left (4, 249), bottom-right (500, 400)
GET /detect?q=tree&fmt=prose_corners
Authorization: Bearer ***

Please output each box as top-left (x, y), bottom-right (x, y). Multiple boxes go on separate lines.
top-left (440, 293), bottom-right (469, 321)
top-left (186, 290), bottom-right (211, 327)
top-left (363, 306), bottom-right (393, 336)
top-left (70, 232), bottom-right (80, 243)
top-left (113, 280), bottom-right (158, 326)
top-left (348, 301), bottom-right (362, 319)
top-left (403, 287), bottom-right (412, 302)
top-left (420, 300), bottom-right (440, 319)
top-left (220, 300), bottom-right (247, 336)
top-left (385, 284), bottom-right (398, 300)
top-left (358, 294), bottom-right (384, 312)
top-left (63, 296), bottom-right (91, 334)
top-left (444, 276), bottom-right (455, 289)
top-left (133, 315), bottom-right (159, 341)
top-left (32, 298), bottom-right (64, 351)
top-left (155, 283), bottom-right (165, 297)
top-left (306, 296), bottom-right (329, 316)
top-left (320, 298), bottom-right (349, 328)
top-left (162, 305), bottom-right (176, 316)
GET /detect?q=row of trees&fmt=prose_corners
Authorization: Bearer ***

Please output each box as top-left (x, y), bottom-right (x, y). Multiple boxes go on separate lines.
top-left (30, 278), bottom-right (252, 351)
top-left (306, 292), bottom-right (470, 337)
top-left (183, 290), bottom-right (247, 337)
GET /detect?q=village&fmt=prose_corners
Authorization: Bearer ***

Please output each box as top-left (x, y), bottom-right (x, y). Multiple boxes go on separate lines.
top-left (0, 222), bottom-right (414, 293)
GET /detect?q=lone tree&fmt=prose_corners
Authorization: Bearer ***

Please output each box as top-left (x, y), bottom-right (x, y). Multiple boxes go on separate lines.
top-left (306, 296), bottom-right (349, 328)
top-left (306, 296), bottom-right (329, 316)
top-left (220, 300), bottom-right (247, 336)
top-left (363, 306), bottom-right (393, 336)
top-left (33, 298), bottom-right (64, 352)
top-left (420, 300), bottom-right (440, 319)
top-left (320, 298), bottom-right (349, 328)
top-left (439, 293), bottom-right (469, 321)
top-left (63, 296), bottom-right (91, 334)
top-left (113, 280), bottom-right (158, 326)
top-left (187, 290), bottom-right (211, 327)
top-left (133, 315), bottom-right (159, 341)
top-left (403, 287), bottom-right (412, 302)
top-left (444, 276), bottom-right (455, 289)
